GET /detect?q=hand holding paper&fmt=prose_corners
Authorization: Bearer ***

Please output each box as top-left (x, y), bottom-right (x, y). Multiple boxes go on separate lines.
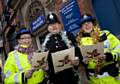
top-left (79, 43), bottom-right (105, 76)
top-left (24, 68), bottom-right (35, 78)
top-left (51, 47), bottom-right (75, 73)
top-left (31, 51), bottom-right (49, 70)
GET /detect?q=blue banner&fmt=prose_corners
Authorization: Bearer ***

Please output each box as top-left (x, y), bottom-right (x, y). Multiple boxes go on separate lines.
top-left (59, 0), bottom-right (81, 36)
top-left (30, 14), bottom-right (45, 32)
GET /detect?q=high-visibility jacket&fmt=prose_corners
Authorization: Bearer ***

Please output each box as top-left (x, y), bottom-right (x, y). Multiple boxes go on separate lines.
top-left (4, 50), bottom-right (46, 84)
top-left (102, 30), bottom-right (120, 61)
top-left (80, 30), bottom-right (120, 84)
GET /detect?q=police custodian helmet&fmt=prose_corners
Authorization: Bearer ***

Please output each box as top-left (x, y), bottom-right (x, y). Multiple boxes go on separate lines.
top-left (47, 12), bottom-right (60, 24)
top-left (16, 28), bottom-right (32, 39)
top-left (79, 14), bottom-right (96, 27)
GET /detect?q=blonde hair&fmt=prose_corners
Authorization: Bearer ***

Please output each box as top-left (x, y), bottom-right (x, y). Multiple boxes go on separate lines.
top-left (76, 24), bottom-right (101, 46)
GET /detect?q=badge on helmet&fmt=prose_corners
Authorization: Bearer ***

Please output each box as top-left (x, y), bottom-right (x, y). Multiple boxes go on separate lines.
top-left (47, 12), bottom-right (60, 24)
top-left (79, 14), bottom-right (96, 27)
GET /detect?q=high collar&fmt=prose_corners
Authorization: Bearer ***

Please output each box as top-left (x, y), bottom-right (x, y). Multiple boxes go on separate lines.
top-left (14, 44), bottom-right (35, 54)
top-left (82, 32), bottom-right (91, 37)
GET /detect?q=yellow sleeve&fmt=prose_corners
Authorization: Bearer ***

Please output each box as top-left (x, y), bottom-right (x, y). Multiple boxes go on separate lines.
top-left (107, 33), bottom-right (120, 61)
top-left (4, 52), bottom-right (24, 84)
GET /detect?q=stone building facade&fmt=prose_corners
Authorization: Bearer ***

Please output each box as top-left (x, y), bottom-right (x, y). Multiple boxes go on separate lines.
top-left (3, 0), bottom-right (95, 57)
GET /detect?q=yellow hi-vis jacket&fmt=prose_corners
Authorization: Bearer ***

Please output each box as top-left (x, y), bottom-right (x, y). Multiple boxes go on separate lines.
top-left (80, 30), bottom-right (120, 84)
top-left (102, 30), bottom-right (120, 61)
top-left (81, 30), bottom-right (120, 69)
top-left (4, 50), bottom-right (46, 84)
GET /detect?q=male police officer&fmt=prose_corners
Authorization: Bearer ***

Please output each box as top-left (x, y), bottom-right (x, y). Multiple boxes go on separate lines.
top-left (41, 12), bottom-right (81, 84)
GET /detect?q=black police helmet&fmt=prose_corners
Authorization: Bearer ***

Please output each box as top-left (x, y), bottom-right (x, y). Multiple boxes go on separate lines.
top-left (47, 12), bottom-right (60, 24)
top-left (79, 14), bottom-right (96, 27)
top-left (16, 28), bottom-right (32, 39)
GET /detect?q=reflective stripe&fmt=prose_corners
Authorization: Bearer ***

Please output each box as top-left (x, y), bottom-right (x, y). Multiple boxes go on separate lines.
top-left (115, 52), bottom-right (120, 60)
top-left (5, 71), bottom-right (11, 78)
top-left (89, 72), bottom-right (94, 76)
top-left (14, 72), bottom-right (22, 84)
top-left (104, 40), bottom-right (110, 48)
top-left (113, 45), bottom-right (120, 60)
top-left (89, 72), bottom-right (110, 78)
top-left (115, 76), bottom-right (120, 80)
top-left (97, 72), bottom-right (109, 78)
top-left (112, 45), bottom-right (120, 51)
top-left (13, 50), bottom-right (23, 83)
top-left (13, 50), bottom-right (22, 71)
top-left (115, 45), bottom-right (120, 49)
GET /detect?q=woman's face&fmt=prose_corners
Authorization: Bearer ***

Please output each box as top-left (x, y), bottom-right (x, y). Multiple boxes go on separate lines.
top-left (82, 21), bottom-right (94, 33)
top-left (18, 34), bottom-right (32, 47)
top-left (48, 23), bottom-right (61, 34)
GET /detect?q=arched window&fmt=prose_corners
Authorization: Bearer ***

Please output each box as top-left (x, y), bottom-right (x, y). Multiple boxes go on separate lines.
top-left (26, 0), bottom-right (46, 32)
top-left (26, 0), bottom-right (45, 22)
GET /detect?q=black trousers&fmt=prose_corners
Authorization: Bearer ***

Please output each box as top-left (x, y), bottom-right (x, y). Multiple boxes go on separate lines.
top-left (49, 69), bottom-right (79, 84)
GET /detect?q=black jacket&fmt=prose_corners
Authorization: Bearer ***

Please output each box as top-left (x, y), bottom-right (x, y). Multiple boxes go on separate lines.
top-left (44, 31), bottom-right (82, 84)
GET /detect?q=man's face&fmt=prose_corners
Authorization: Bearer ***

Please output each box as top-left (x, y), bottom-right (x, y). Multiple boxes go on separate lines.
top-left (18, 34), bottom-right (32, 48)
top-left (48, 23), bottom-right (61, 34)
top-left (82, 21), bottom-right (94, 33)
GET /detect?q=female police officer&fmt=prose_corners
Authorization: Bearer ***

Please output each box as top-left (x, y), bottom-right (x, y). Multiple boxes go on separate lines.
top-left (76, 14), bottom-right (120, 84)
top-left (4, 28), bottom-right (46, 84)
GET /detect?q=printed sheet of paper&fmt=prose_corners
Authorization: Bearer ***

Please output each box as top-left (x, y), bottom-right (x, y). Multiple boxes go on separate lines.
top-left (51, 47), bottom-right (75, 73)
top-left (31, 51), bottom-right (49, 68)
top-left (79, 43), bottom-right (104, 58)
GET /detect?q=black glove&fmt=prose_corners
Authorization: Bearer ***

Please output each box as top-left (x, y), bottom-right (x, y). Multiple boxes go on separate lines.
top-left (99, 33), bottom-right (107, 42)
top-left (99, 62), bottom-right (119, 77)
top-left (105, 52), bottom-right (113, 62)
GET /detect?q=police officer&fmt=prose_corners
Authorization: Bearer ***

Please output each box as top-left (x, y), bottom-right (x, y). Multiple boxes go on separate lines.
top-left (4, 28), bottom-right (46, 84)
top-left (41, 12), bottom-right (81, 84)
top-left (76, 14), bottom-right (120, 84)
